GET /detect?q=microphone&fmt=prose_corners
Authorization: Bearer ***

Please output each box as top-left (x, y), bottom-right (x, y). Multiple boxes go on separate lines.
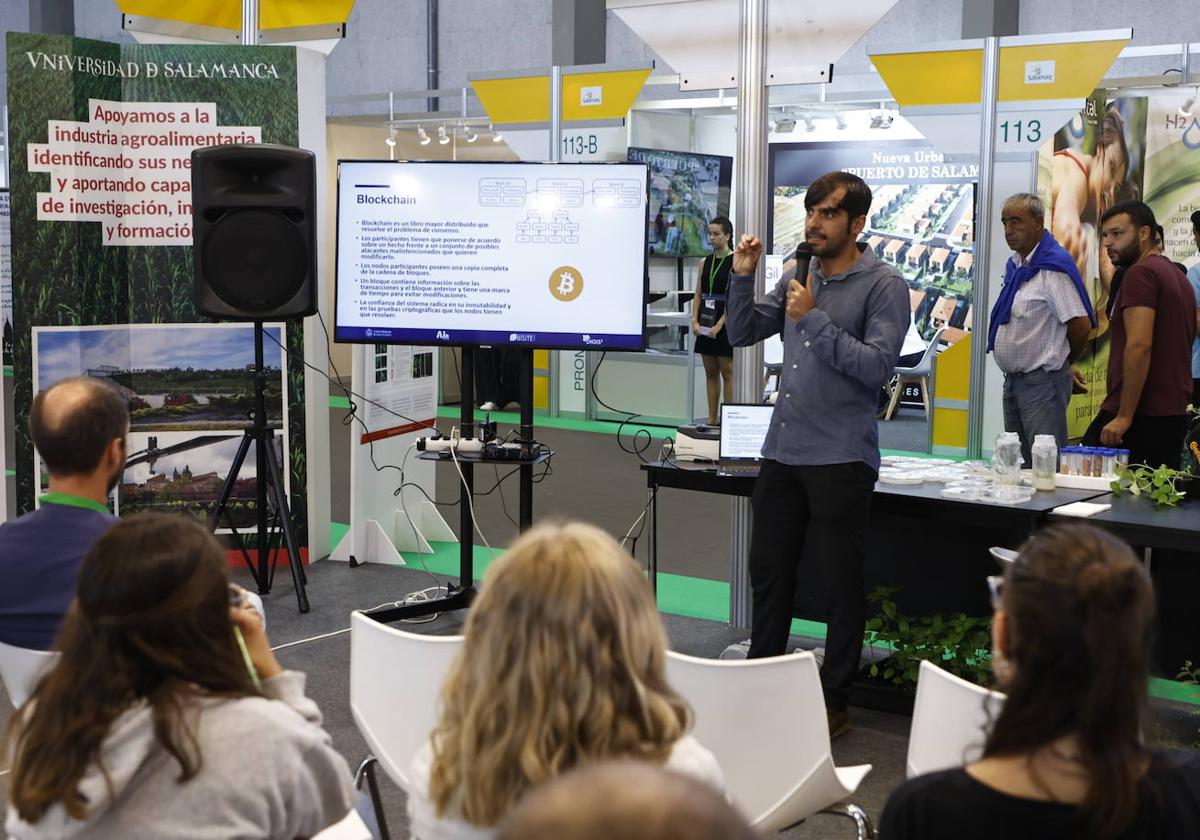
top-left (793, 241), bottom-right (813, 285)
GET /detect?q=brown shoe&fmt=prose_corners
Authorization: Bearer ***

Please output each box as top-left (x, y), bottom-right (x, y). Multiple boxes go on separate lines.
top-left (827, 707), bottom-right (851, 740)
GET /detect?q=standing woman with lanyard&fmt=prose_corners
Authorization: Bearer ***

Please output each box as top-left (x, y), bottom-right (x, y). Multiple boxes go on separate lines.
top-left (692, 216), bottom-right (735, 425)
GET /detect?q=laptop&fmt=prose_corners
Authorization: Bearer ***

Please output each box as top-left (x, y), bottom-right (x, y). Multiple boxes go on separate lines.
top-left (717, 403), bottom-right (774, 476)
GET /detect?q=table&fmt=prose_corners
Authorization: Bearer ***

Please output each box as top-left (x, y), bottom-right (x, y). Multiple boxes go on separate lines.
top-left (642, 461), bottom-right (1107, 617)
top-left (1047, 492), bottom-right (1200, 553)
top-left (1049, 493), bottom-right (1200, 672)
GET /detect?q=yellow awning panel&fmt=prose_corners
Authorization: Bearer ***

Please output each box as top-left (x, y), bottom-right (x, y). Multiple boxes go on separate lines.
top-left (471, 76), bottom-right (553, 124)
top-left (997, 40), bottom-right (1127, 102)
top-left (472, 67), bottom-right (650, 125)
top-left (115, 0), bottom-right (355, 30)
top-left (870, 50), bottom-right (984, 107)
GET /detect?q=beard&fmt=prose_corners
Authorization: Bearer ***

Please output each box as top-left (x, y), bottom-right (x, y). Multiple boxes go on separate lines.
top-left (1109, 240), bottom-right (1140, 268)
top-left (806, 230), bottom-right (848, 257)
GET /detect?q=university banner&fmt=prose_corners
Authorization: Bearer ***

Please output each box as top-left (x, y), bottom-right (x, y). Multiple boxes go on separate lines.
top-left (7, 33), bottom-right (310, 553)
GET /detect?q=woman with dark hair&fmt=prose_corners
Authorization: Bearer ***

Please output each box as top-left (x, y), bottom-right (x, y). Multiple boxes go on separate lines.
top-left (881, 523), bottom-right (1200, 839)
top-left (692, 216), bottom-right (735, 425)
top-left (4, 513), bottom-right (355, 840)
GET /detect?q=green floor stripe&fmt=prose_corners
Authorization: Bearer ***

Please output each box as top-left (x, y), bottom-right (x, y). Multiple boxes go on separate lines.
top-left (329, 522), bottom-right (350, 556)
top-left (1150, 676), bottom-right (1200, 705)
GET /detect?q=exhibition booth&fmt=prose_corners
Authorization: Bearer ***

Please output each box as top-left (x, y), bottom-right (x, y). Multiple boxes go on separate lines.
top-left (0, 2), bottom-right (1198, 675)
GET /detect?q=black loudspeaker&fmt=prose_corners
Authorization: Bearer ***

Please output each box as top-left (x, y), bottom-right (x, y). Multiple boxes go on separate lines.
top-left (192, 143), bottom-right (317, 319)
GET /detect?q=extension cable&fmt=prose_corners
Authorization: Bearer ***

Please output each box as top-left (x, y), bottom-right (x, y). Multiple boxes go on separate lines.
top-left (417, 435), bottom-right (485, 454)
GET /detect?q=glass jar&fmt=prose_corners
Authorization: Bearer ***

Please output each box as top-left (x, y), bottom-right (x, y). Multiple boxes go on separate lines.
top-left (1031, 435), bottom-right (1058, 490)
top-left (992, 432), bottom-right (1023, 486)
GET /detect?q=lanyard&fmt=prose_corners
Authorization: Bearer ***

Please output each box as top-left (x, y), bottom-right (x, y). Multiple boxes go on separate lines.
top-left (707, 253), bottom-right (729, 295)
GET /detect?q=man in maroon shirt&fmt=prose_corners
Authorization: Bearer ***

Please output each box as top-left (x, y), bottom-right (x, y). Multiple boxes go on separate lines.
top-left (1082, 201), bottom-right (1197, 468)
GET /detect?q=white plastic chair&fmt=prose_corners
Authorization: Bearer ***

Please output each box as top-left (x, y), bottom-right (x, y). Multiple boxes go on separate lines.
top-left (665, 650), bottom-right (873, 837)
top-left (0, 641), bottom-right (59, 707)
top-left (906, 659), bottom-right (1006, 778)
top-left (349, 611), bottom-right (464, 840)
top-left (883, 325), bottom-right (946, 420)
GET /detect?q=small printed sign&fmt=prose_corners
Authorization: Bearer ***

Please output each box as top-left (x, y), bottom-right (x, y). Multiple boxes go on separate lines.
top-left (1024, 60), bottom-right (1056, 85)
top-left (580, 85), bottom-right (603, 106)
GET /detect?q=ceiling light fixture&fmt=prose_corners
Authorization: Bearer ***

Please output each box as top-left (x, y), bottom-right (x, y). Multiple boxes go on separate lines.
top-left (490, 122), bottom-right (504, 143)
top-left (803, 113), bottom-right (816, 132)
top-left (774, 117), bottom-right (796, 133)
top-left (835, 111), bottom-right (847, 130)
top-left (870, 111), bottom-right (894, 130)
top-left (385, 127), bottom-right (397, 147)
top-left (438, 124), bottom-right (450, 145)
top-left (417, 125), bottom-right (431, 146)
top-left (464, 125), bottom-right (478, 143)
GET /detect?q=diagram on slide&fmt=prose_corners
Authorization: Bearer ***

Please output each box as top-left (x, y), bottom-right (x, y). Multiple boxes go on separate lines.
top-left (515, 209), bottom-right (580, 245)
top-left (477, 176), bottom-right (641, 244)
top-left (591, 179), bottom-right (642, 208)
top-left (478, 177), bottom-right (526, 207)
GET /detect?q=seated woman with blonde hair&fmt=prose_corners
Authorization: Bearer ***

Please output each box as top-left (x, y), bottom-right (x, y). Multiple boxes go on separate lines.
top-left (881, 522), bottom-right (1200, 840)
top-left (4, 512), bottom-right (356, 840)
top-left (407, 520), bottom-right (724, 840)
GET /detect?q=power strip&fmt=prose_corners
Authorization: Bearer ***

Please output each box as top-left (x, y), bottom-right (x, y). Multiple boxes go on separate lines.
top-left (417, 436), bottom-right (484, 454)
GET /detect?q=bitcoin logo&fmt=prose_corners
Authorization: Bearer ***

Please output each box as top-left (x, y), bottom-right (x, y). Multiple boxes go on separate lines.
top-left (548, 265), bottom-right (584, 301)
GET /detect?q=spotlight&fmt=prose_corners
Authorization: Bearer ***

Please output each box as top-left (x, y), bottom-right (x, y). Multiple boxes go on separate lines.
top-left (438, 124), bottom-right (450, 145)
top-left (803, 114), bottom-right (816, 132)
top-left (774, 117), bottom-right (796, 133)
top-left (835, 112), bottom-right (847, 130)
top-left (490, 122), bottom-right (504, 143)
top-left (385, 127), bottom-right (397, 147)
top-left (464, 125), bottom-right (477, 143)
top-left (417, 125), bottom-right (431, 146)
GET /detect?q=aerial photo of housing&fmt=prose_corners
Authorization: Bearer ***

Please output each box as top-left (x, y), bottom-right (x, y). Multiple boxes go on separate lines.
top-left (773, 182), bottom-right (975, 344)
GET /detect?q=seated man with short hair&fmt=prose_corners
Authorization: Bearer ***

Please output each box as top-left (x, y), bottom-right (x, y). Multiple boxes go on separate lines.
top-left (0, 377), bottom-right (128, 649)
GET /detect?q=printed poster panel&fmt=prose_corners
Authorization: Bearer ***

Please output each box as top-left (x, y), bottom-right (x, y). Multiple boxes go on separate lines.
top-left (32, 322), bottom-right (287, 531)
top-left (770, 140), bottom-right (979, 344)
top-left (7, 34), bottom-right (309, 550)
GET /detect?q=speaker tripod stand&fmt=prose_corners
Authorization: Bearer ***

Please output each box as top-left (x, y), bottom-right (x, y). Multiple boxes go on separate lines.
top-left (210, 321), bottom-right (310, 613)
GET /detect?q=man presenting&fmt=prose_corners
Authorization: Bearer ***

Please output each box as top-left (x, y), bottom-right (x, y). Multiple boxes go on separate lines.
top-left (725, 172), bottom-right (909, 738)
top-left (1082, 201), bottom-right (1196, 468)
top-left (0, 377), bottom-right (126, 649)
top-left (988, 193), bottom-right (1096, 466)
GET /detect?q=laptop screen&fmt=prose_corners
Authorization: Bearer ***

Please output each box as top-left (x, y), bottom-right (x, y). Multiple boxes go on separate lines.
top-left (719, 404), bottom-right (774, 461)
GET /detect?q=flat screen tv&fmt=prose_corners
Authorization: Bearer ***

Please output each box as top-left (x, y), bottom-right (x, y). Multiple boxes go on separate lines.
top-left (627, 147), bottom-right (732, 258)
top-left (335, 160), bottom-right (649, 351)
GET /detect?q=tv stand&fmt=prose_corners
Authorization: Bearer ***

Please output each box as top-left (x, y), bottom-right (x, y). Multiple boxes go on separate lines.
top-left (366, 345), bottom-right (538, 623)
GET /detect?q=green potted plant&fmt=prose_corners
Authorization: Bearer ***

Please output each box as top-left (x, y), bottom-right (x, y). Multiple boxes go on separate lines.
top-left (854, 586), bottom-right (994, 715)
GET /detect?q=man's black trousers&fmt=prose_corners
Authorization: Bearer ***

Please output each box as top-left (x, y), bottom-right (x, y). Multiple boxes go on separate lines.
top-left (746, 459), bottom-right (877, 711)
